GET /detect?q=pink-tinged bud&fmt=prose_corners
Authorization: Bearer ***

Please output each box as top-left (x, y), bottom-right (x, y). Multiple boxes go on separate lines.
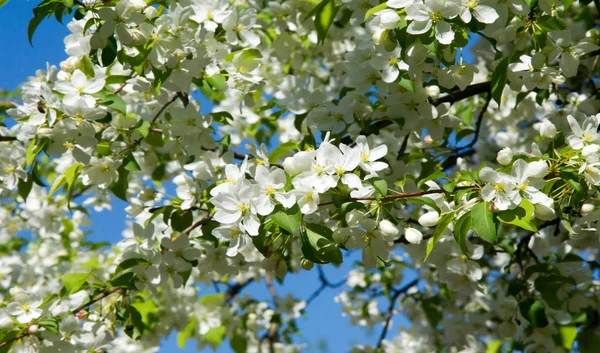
top-left (424, 135), bottom-right (433, 144)
top-left (77, 311), bottom-right (87, 320)
top-left (488, 202), bottom-right (498, 212)
top-left (28, 325), bottom-right (39, 334)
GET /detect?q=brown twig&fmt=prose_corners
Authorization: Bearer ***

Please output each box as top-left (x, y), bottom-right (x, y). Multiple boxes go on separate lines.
top-left (318, 185), bottom-right (476, 207)
top-left (375, 279), bottom-right (419, 349)
top-left (112, 73), bottom-right (139, 95)
top-left (0, 287), bottom-right (124, 348)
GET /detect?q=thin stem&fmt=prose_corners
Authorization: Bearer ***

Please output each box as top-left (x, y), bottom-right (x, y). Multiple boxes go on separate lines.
top-left (318, 185), bottom-right (475, 207)
top-left (375, 279), bottom-right (419, 349)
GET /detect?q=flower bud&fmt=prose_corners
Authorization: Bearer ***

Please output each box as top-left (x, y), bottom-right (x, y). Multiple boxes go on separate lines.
top-left (28, 325), bottom-right (39, 334)
top-left (581, 203), bottom-right (595, 214)
top-left (534, 203), bottom-right (555, 221)
top-left (275, 258), bottom-right (288, 277)
top-left (418, 211), bottom-right (440, 227)
top-left (531, 52), bottom-right (546, 70)
top-left (301, 258), bottom-right (314, 271)
top-left (372, 29), bottom-right (389, 45)
top-left (496, 147), bottom-right (513, 165)
top-left (404, 227), bottom-right (423, 244)
top-left (377, 10), bottom-right (401, 29)
top-left (538, 119), bottom-right (557, 138)
top-left (425, 85), bottom-right (440, 98)
top-left (0, 316), bottom-right (13, 330)
top-left (378, 220), bottom-right (399, 238)
top-left (144, 6), bottom-right (158, 19)
top-left (61, 57), bottom-right (80, 72)
top-left (423, 135), bottom-right (433, 144)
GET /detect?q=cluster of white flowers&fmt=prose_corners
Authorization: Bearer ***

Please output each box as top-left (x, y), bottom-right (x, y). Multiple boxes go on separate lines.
top-left (1, 0), bottom-right (600, 351)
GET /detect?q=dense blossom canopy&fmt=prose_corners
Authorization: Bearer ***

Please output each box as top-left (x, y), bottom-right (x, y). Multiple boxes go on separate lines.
top-left (0, 0), bottom-right (600, 351)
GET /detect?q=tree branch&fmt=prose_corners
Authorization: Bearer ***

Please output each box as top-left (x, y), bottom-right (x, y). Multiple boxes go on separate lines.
top-left (318, 185), bottom-right (476, 207)
top-left (0, 287), bottom-right (125, 348)
top-left (112, 73), bottom-right (139, 95)
top-left (305, 266), bottom-right (346, 308)
top-left (375, 278), bottom-right (419, 349)
top-left (440, 93), bottom-right (492, 170)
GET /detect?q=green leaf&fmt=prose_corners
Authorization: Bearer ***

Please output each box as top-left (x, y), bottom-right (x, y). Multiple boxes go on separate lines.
top-left (424, 212), bottom-right (454, 261)
top-left (98, 95), bottom-right (127, 115)
top-left (123, 153), bottom-right (141, 172)
top-left (417, 170), bottom-right (447, 189)
top-left (230, 330), bottom-right (248, 353)
top-left (18, 175), bottom-right (33, 201)
top-left (491, 56), bottom-right (510, 104)
top-left (0, 0), bottom-right (9, 9)
top-left (519, 299), bottom-right (548, 328)
top-left (38, 318), bottom-right (60, 334)
top-left (534, 274), bottom-right (575, 309)
top-left (304, 223), bottom-right (342, 264)
top-left (171, 210), bottom-right (193, 232)
top-left (101, 36), bottom-right (118, 67)
top-left (471, 201), bottom-right (500, 244)
top-left (110, 272), bottom-right (136, 289)
top-left (421, 296), bottom-right (443, 328)
top-left (115, 258), bottom-right (149, 274)
top-left (177, 318), bottom-right (197, 349)
top-left (364, 2), bottom-right (387, 21)
top-left (124, 305), bottom-right (144, 340)
top-left (536, 15), bottom-right (566, 31)
top-left (26, 138), bottom-right (48, 166)
top-left (62, 272), bottom-right (92, 295)
top-left (453, 211), bottom-right (472, 256)
top-left (497, 199), bottom-right (537, 232)
top-left (557, 326), bottom-right (577, 350)
top-left (314, 0), bottom-right (337, 43)
top-left (80, 55), bottom-right (95, 78)
top-left (110, 166), bottom-right (129, 201)
top-left (578, 327), bottom-right (600, 353)
top-left (204, 325), bottom-right (226, 347)
top-left (270, 204), bottom-right (302, 235)
top-left (269, 142), bottom-right (299, 163)
top-left (486, 340), bottom-right (503, 353)
top-left (48, 172), bottom-right (67, 197)
top-left (200, 293), bottom-right (225, 308)
top-left (402, 196), bottom-right (441, 213)
top-left (64, 162), bottom-right (82, 209)
top-left (371, 177), bottom-right (388, 197)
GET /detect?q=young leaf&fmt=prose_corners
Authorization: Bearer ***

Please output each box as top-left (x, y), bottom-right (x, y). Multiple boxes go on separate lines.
top-left (453, 211), bottom-right (472, 256)
top-left (314, 0), bottom-right (337, 44)
top-left (518, 299), bottom-right (549, 328)
top-left (491, 56), bottom-right (510, 104)
top-left (269, 142), bottom-right (299, 163)
top-left (424, 212), bottom-right (454, 261)
top-left (497, 199), bottom-right (537, 232)
top-left (270, 204), bottom-right (302, 235)
top-left (98, 95), bottom-right (127, 115)
top-left (304, 223), bottom-right (343, 264)
top-left (62, 272), bottom-right (92, 295)
top-left (364, 3), bottom-right (387, 21)
top-left (471, 201), bottom-right (500, 244)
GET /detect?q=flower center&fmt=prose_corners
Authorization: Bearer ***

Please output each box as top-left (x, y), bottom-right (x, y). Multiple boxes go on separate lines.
top-left (265, 186), bottom-right (275, 196)
top-left (303, 193), bottom-right (313, 202)
top-left (494, 184), bottom-right (504, 192)
top-left (238, 203), bottom-right (249, 213)
top-left (361, 153), bottom-right (369, 163)
top-left (4, 166), bottom-right (15, 174)
top-left (467, 0), bottom-right (478, 9)
top-left (430, 12), bottom-right (442, 23)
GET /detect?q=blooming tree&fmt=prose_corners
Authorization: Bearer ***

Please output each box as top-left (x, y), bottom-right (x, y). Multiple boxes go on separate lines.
top-left (0, 0), bottom-right (600, 351)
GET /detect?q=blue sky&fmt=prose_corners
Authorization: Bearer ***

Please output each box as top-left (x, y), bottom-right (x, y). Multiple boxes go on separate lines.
top-left (0, 2), bottom-right (404, 352)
